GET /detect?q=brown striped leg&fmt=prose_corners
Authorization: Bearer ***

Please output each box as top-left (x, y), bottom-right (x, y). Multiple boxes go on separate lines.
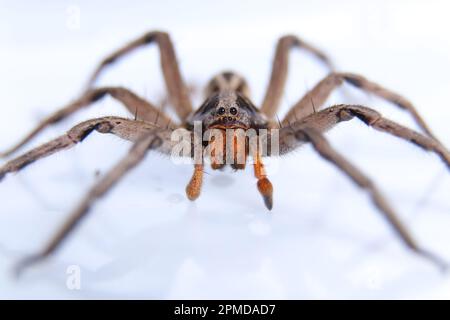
top-left (0, 87), bottom-right (174, 157)
top-left (282, 72), bottom-right (438, 140)
top-left (260, 35), bottom-right (333, 119)
top-left (279, 104), bottom-right (450, 168)
top-left (293, 127), bottom-right (447, 270)
top-left (14, 133), bottom-right (164, 276)
top-left (85, 31), bottom-right (192, 121)
top-left (0, 117), bottom-right (173, 182)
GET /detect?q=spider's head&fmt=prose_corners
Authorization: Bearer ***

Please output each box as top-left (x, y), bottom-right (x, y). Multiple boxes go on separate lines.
top-left (188, 90), bottom-right (267, 130)
top-left (208, 91), bottom-right (254, 129)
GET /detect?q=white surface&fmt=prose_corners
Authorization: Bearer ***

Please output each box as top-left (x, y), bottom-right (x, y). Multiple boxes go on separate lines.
top-left (0, 0), bottom-right (450, 299)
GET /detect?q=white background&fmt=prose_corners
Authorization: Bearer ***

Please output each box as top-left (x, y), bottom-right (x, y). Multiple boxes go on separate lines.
top-left (1, 0), bottom-right (450, 299)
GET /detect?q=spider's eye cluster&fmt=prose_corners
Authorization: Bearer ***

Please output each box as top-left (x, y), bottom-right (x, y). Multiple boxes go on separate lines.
top-left (230, 107), bottom-right (238, 115)
top-left (217, 107), bottom-right (226, 115)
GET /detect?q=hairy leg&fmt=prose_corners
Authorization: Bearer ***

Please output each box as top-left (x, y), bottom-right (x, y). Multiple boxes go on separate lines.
top-left (14, 133), bottom-right (164, 276)
top-left (282, 72), bottom-right (438, 140)
top-left (0, 116), bottom-right (174, 181)
top-left (1, 87), bottom-right (174, 157)
top-left (294, 127), bottom-right (447, 270)
top-left (279, 104), bottom-right (450, 168)
top-left (85, 31), bottom-right (192, 120)
top-left (260, 35), bottom-right (333, 119)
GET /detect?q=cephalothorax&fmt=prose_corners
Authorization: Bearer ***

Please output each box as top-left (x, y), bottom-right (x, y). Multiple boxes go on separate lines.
top-left (1, 31), bottom-right (449, 274)
top-left (184, 87), bottom-right (274, 207)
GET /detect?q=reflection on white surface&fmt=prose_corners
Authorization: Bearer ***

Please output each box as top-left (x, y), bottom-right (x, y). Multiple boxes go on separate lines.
top-left (0, 0), bottom-right (450, 299)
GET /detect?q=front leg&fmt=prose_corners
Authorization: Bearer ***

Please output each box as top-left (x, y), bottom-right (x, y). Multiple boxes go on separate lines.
top-left (0, 87), bottom-right (174, 157)
top-left (282, 72), bottom-right (438, 141)
top-left (0, 117), bottom-right (174, 181)
top-left (279, 104), bottom-right (450, 168)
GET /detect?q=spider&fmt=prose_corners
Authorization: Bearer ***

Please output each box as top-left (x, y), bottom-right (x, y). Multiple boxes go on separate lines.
top-left (1, 31), bottom-right (449, 276)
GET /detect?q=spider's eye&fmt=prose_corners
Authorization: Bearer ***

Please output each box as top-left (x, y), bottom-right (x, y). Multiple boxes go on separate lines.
top-left (218, 107), bottom-right (226, 115)
top-left (230, 107), bottom-right (237, 115)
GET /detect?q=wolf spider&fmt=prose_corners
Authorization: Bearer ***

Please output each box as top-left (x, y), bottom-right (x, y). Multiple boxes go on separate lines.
top-left (1, 31), bottom-right (449, 275)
